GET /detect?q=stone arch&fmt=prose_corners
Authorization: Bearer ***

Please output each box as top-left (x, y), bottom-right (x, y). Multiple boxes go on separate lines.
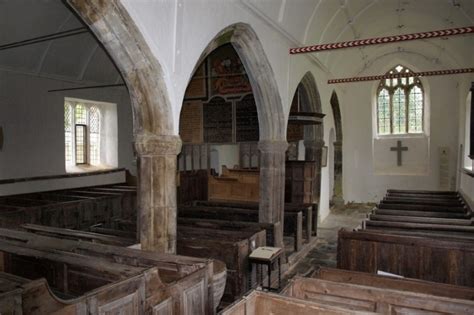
top-left (290, 72), bottom-right (325, 203)
top-left (191, 23), bottom-right (286, 141)
top-left (66, 0), bottom-right (180, 253)
top-left (330, 90), bottom-right (344, 206)
top-left (188, 23), bottom-right (287, 246)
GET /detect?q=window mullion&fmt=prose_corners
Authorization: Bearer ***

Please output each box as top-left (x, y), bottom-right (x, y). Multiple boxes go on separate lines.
top-left (389, 90), bottom-right (393, 134)
top-left (405, 87), bottom-right (409, 133)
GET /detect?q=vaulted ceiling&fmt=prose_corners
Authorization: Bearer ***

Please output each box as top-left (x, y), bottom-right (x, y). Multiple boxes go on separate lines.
top-left (0, 0), bottom-right (122, 84)
top-left (0, 0), bottom-right (472, 84)
top-left (245, 0), bottom-right (474, 76)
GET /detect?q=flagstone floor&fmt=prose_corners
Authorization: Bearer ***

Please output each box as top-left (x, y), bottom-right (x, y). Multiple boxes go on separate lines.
top-left (283, 203), bottom-right (374, 281)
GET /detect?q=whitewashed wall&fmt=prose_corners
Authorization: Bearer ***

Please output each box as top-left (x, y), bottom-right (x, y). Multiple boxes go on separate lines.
top-left (457, 76), bottom-right (474, 208)
top-left (339, 53), bottom-right (463, 202)
top-left (0, 70), bottom-right (135, 180)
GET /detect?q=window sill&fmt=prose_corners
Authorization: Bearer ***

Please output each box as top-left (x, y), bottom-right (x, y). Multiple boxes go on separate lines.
top-left (66, 164), bottom-right (116, 174)
top-left (463, 168), bottom-right (474, 178)
top-left (374, 133), bottom-right (427, 140)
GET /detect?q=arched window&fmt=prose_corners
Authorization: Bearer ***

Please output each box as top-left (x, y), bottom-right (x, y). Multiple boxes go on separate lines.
top-left (376, 65), bottom-right (424, 135)
top-left (64, 100), bottom-right (102, 167)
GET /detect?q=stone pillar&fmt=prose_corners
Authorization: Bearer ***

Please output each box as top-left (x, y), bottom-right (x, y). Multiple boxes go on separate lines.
top-left (332, 140), bottom-right (344, 206)
top-left (134, 133), bottom-right (182, 253)
top-left (258, 140), bottom-right (287, 248)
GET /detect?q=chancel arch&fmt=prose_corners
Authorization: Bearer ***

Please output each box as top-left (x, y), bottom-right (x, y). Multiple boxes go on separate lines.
top-left (66, 0), bottom-right (179, 253)
top-left (177, 23), bottom-right (287, 248)
top-left (330, 91), bottom-right (344, 206)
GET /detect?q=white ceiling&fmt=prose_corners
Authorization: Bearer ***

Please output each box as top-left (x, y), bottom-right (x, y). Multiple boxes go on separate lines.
top-left (0, 0), bottom-right (122, 84)
top-left (0, 0), bottom-right (472, 83)
top-left (246, 0), bottom-right (474, 76)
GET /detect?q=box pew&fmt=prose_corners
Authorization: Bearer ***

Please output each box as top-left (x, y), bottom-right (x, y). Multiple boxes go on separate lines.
top-left (87, 186), bottom-right (137, 219)
top-left (177, 227), bottom-right (266, 302)
top-left (221, 290), bottom-right (372, 315)
top-left (311, 267), bottom-right (474, 301)
top-left (57, 190), bottom-right (123, 222)
top-left (22, 221), bottom-right (257, 305)
top-left (193, 200), bottom-right (316, 239)
top-left (22, 224), bottom-right (136, 246)
top-left (281, 276), bottom-right (474, 314)
top-left (0, 228), bottom-right (220, 314)
top-left (179, 205), bottom-right (303, 251)
top-left (0, 272), bottom-right (24, 314)
top-left (337, 229), bottom-right (474, 287)
top-left (177, 217), bottom-right (281, 248)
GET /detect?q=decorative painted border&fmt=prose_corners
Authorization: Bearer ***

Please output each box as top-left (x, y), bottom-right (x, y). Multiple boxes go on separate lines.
top-left (290, 26), bottom-right (474, 54)
top-left (328, 68), bottom-right (474, 84)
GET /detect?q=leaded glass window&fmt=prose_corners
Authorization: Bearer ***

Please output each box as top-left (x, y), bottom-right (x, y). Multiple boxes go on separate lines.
top-left (376, 65), bottom-right (424, 135)
top-left (64, 103), bottom-right (73, 164)
top-left (89, 106), bottom-right (100, 165)
top-left (64, 100), bottom-right (102, 167)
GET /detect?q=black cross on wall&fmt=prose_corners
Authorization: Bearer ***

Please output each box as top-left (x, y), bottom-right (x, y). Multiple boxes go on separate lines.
top-left (390, 140), bottom-right (408, 166)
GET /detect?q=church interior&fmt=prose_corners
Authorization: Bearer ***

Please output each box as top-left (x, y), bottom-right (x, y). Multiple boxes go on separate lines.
top-left (0, 0), bottom-right (473, 314)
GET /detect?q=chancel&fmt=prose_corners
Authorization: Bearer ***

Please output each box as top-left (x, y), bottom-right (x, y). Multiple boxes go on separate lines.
top-left (0, 0), bottom-right (473, 314)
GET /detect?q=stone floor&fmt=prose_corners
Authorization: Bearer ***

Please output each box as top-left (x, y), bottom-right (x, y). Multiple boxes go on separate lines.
top-left (283, 203), bottom-right (374, 283)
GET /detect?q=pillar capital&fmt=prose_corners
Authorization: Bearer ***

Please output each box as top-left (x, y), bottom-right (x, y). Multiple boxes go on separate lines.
top-left (134, 133), bottom-right (182, 156)
top-left (258, 140), bottom-right (288, 153)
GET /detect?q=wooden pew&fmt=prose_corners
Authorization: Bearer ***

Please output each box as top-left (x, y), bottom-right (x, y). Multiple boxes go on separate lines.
top-left (372, 208), bottom-right (471, 219)
top-left (87, 186), bottom-right (137, 219)
top-left (282, 276), bottom-right (474, 314)
top-left (367, 213), bottom-right (473, 226)
top-left (221, 290), bottom-right (366, 315)
top-left (0, 272), bottom-right (24, 314)
top-left (377, 202), bottom-right (466, 213)
top-left (0, 228), bottom-right (219, 314)
top-left (22, 223), bottom-right (136, 246)
top-left (311, 267), bottom-right (474, 300)
top-left (179, 205), bottom-right (303, 251)
top-left (381, 197), bottom-right (464, 207)
top-left (387, 189), bottom-right (458, 196)
top-left (337, 229), bottom-right (474, 287)
top-left (193, 200), bottom-right (316, 239)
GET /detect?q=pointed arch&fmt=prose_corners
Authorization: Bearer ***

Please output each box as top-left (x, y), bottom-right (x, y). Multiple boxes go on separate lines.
top-left (66, 0), bottom-right (180, 253)
top-left (66, 0), bottom-right (174, 136)
top-left (190, 23), bottom-right (286, 141)
top-left (330, 90), bottom-right (344, 206)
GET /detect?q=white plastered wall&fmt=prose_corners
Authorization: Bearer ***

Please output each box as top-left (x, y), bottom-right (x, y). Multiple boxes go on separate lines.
top-left (0, 70), bottom-right (135, 181)
top-left (457, 75), bottom-right (474, 208)
top-left (340, 53), bottom-right (462, 202)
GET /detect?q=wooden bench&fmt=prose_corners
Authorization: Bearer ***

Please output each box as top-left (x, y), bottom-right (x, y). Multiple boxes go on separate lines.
top-left (221, 290), bottom-right (365, 315)
top-left (0, 228), bottom-right (219, 314)
top-left (282, 275), bottom-right (474, 314)
top-left (179, 205), bottom-right (303, 251)
top-left (337, 229), bottom-right (474, 287)
top-left (311, 267), bottom-right (474, 300)
top-left (193, 200), bottom-right (316, 239)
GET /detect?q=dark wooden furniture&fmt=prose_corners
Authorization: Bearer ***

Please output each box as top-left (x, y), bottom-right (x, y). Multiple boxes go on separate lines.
top-left (248, 247), bottom-right (283, 291)
top-left (285, 161), bottom-right (316, 204)
top-left (0, 228), bottom-right (218, 314)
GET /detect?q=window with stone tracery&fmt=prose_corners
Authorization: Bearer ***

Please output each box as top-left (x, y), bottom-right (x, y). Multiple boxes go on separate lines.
top-left (376, 65), bottom-right (424, 135)
top-left (64, 100), bottom-right (101, 167)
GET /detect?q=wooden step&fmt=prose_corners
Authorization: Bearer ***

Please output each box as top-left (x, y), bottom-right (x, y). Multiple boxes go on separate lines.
top-left (368, 214), bottom-right (472, 226)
